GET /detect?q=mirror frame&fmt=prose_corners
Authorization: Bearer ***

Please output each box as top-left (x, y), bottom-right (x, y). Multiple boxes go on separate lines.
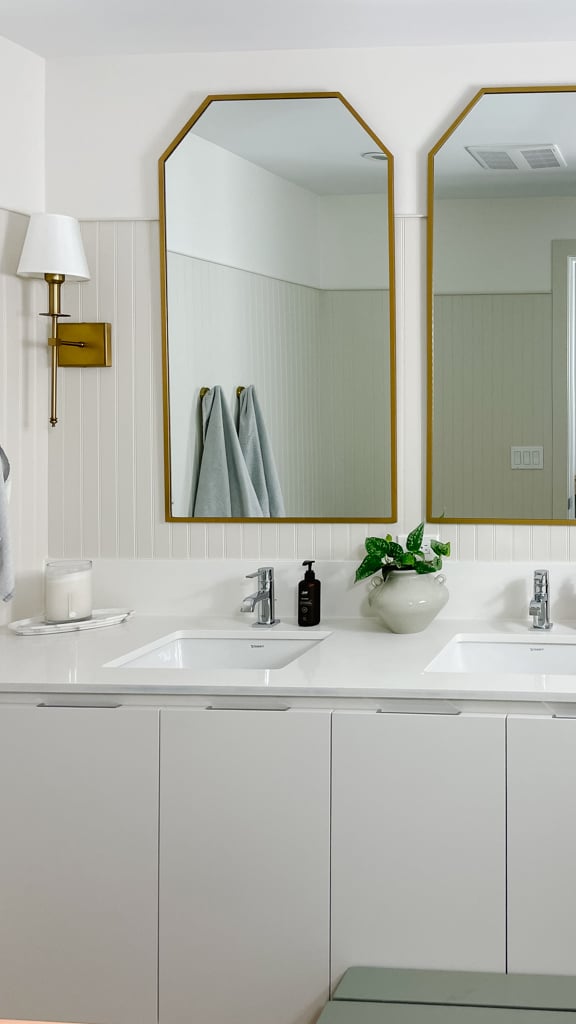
top-left (426, 84), bottom-right (576, 526)
top-left (158, 91), bottom-right (397, 523)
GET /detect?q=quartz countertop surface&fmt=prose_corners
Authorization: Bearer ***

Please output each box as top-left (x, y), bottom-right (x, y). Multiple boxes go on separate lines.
top-left (2, 613), bottom-right (576, 704)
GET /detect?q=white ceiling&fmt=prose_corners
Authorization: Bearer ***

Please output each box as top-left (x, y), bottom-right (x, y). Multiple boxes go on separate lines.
top-left (435, 91), bottom-right (576, 197)
top-left (3, 0), bottom-right (576, 57)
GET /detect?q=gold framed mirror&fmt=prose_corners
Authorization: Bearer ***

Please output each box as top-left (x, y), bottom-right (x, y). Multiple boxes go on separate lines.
top-left (428, 85), bottom-right (576, 525)
top-left (159, 92), bottom-right (396, 522)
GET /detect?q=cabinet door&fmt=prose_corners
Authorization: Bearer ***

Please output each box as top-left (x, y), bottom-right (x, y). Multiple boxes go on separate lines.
top-left (331, 711), bottom-right (506, 986)
top-left (0, 705), bottom-right (159, 1024)
top-left (159, 707), bottom-right (330, 1024)
top-left (508, 714), bottom-right (576, 974)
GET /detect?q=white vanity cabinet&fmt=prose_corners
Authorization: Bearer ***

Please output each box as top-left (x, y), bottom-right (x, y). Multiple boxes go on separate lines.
top-left (330, 710), bottom-right (507, 987)
top-left (0, 704), bottom-right (159, 1024)
top-left (507, 713), bottom-right (576, 975)
top-left (159, 706), bottom-right (331, 1024)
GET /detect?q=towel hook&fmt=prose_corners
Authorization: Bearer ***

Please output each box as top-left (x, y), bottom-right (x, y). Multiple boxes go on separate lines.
top-left (236, 386), bottom-right (245, 398)
top-left (199, 387), bottom-right (210, 399)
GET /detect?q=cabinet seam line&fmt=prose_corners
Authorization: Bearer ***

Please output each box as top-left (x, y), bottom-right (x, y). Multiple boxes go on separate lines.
top-left (504, 714), bottom-right (508, 975)
top-left (329, 710), bottom-right (333, 998)
top-left (157, 710), bottom-right (161, 1024)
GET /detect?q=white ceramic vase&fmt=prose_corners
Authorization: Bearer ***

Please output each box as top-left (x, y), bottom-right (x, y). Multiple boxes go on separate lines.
top-left (368, 569), bottom-right (449, 634)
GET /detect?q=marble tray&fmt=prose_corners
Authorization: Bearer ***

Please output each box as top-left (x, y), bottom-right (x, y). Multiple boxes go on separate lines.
top-left (8, 609), bottom-right (134, 636)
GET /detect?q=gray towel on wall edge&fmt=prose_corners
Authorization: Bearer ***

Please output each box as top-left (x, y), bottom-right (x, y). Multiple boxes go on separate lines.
top-left (193, 387), bottom-right (264, 518)
top-left (238, 385), bottom-right (286, 518)
top-left (0, 446), bottom-right (14, 602)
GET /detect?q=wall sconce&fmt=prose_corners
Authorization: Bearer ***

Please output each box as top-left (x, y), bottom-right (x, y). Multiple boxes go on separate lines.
top-left (17, 213), bottom-right (112, 427)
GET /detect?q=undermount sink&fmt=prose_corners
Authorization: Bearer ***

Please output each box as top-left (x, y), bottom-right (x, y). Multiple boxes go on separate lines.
top-left (426, 634), bottom-right (576, 675)
top-left (106, 629), bottom-right (331, 671)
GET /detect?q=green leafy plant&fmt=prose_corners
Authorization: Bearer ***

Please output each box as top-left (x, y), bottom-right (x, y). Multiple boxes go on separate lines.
top-left (355, 522), bottom-right (451, 583)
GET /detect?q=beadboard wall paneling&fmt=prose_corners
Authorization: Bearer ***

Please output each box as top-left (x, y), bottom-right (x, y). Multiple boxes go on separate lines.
top-left (45, 217), bottom-right (576, 564)
top-left (433, 293), bottom-right (553, 520)
top-left (167, 253), bottom-right (320, 518)
top-left (0, 209), bottom-right (48, 623)
top-left (319, 289), bottom-right (391, 517)
top-left (167, 252), bottom-right (391, 518)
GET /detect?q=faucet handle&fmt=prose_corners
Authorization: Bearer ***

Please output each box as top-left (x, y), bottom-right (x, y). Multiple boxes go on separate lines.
top-left (246, 566), bottom-right (274, 582)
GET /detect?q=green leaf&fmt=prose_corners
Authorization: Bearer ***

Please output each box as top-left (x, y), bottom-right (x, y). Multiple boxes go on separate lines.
top-left (386, 541), bottom-right (404, 561)
top-left (355, 554), bottom-right (384, 582)
top-left (414, 559), bottom-right (437, 574)
top-left (415, 554), bottom-right (441, 574)
top-left (430, 539), bottom-right (451, 557)
top-left (365, 537), bottom-right (389, 558)
top-left (398, 551), bottom-right (415, 566)
top-left (406, 522), bottom-right (425, 553)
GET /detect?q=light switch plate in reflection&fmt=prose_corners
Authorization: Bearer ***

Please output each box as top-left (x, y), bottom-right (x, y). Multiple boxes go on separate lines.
top-left (510, 445), bottom-right (544, 469)
top-left (396, 533), bottom-right (439, 557)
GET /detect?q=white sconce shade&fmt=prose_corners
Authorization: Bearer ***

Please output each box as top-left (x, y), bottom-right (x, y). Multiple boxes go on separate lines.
top-left (17, 213), bottom-right (90, 280)
top-left (15, 212), bottom-right (108, 428)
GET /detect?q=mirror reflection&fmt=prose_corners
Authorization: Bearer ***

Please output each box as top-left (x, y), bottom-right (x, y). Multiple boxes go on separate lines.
top-left (428, 86), bottom-right (576, 524)
top-left (159, 93), bottom-right (396, 521)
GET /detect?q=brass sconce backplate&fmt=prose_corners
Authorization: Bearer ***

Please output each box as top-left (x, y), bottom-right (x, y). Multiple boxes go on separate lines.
top-left (57, 322), bottom-right (112, 367)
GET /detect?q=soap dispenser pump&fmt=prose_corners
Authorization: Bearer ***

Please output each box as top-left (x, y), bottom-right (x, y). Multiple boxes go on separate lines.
top-left (298, 560), bottom-right (321, 626)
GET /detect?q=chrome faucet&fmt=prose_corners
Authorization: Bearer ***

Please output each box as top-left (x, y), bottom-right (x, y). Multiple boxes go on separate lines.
top-left (529, 569), bottom-right (552, 630)
top-left (241, 567), bottom-right (279, 627)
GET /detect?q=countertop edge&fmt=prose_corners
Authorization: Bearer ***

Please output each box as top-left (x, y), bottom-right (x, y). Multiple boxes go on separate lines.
top-left (2, 614), bottom-right (576, 703)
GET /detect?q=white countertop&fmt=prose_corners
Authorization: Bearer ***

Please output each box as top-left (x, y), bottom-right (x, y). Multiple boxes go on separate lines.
top-left (3, 613), bottom-right (576, 705)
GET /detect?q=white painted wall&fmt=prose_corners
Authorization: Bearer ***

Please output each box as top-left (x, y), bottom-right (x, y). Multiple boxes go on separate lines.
top-left (36, 41), bottom-right (576, 567)
top-left (0, 38), bottom-right (46, 621)
top-left (0, 36), bottom-right (44, 213)
top-left (45, 43), bottom-right (576, 221)
top-left (0, 212), bottom-right (48, 623)
top-left (166, 133), bottom-right (319, 287)
top-left (166, 133), bottom-right (388, 288)
top-left (435, 197), bottom-right (576, 293)
top-left (318, 196), bottom-right (389, 289)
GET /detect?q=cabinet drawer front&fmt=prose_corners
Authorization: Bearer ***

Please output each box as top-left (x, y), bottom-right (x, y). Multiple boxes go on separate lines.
top-left (331, 712), bottom-right (506, 982)
top-left (159, 707), bottom-right (331, 1024)
top-left (508, 714), bottom-right (576, 974)
top-left (0, 706), bottom-right (159, 1024)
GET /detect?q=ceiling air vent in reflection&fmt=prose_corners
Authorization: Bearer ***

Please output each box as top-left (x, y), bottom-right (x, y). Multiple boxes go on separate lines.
top-left (465, 144), bottom-right (567, 171)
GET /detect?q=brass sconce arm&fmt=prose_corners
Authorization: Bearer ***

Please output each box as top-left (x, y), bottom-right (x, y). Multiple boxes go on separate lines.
top-left (41, 273), bottom-right (86, 427)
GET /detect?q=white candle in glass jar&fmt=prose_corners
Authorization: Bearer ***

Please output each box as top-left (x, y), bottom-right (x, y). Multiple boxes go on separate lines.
top-left (44, 560), bottom-right (93, 624)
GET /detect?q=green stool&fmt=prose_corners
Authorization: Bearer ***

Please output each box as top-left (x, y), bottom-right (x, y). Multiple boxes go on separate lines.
top-left (317, 968), bottom-right (576, 1023)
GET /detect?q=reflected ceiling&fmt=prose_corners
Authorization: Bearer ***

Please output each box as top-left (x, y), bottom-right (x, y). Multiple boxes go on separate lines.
top-left (192, 98), bottom-right (389, 195)
top-left (435, 91), bottom-right (576, 198)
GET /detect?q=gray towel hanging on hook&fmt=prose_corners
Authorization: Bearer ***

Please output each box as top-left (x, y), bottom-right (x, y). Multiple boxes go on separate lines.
top-left (193, 387), bottom-right (264, 518)
top-left (237, 386), bottom-right (285, 517)
top-left (0, 446), bottom-right (14, 602)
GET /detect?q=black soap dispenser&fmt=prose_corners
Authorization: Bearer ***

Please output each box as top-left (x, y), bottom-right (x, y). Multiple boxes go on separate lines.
top-left (298, 560), bottom-right (321, 626)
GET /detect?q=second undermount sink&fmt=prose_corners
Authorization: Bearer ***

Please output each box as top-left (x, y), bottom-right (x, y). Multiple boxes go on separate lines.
top-left (106, 630), bottom-right (331, 671)
top-left (426, 634), bottom-right (576, 675)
